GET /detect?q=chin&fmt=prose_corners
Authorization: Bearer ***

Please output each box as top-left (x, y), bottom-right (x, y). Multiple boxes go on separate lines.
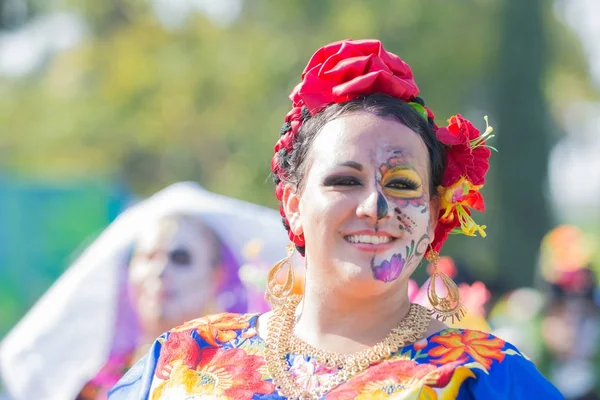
top-left (337, 264), bottom-right (397, 295)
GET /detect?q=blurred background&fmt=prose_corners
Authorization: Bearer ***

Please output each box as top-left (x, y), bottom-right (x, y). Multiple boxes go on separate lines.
top-left (0, 0), bottom-right (599, 398)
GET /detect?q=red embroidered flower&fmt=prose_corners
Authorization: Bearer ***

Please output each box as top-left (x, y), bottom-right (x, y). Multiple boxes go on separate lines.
top-left (327, 359), bottom-right (437, 399)
top-left (151, 348), bottom-right (275, 399)
top-left (155, 330), bottom-right (202, 380)
top-left (436, 114), bottom-right (492, 187)
top-left (290, 39), bottom-right (420, 114)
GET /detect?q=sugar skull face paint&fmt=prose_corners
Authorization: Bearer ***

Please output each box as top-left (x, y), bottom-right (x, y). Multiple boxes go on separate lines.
top-left (369, 154), bottom-right (432, 283)
top-left (376, 191), bottom-right (389, 220)
top-left (128, 216), bottom-right (220, 332)
top-left (288, 112), bottom-right (436, 291)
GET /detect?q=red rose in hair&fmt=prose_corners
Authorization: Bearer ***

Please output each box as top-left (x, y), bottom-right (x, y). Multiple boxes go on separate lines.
top-left (436, 114), bottom-right (491, 187)
top-left (290, 39), bottom-right (420, 114)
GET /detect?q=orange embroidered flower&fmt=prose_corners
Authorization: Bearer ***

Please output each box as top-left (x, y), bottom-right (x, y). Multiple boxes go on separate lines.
top-left (151, 348), bottom-right (274, 400)
top-left (172, 313), bottom-right (252, 347)
top-left (428, 330), bottom-right (505, 370)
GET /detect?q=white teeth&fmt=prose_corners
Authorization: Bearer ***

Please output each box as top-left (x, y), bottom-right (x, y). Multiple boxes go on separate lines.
top-left (345, 235), bottom-right (393, 244)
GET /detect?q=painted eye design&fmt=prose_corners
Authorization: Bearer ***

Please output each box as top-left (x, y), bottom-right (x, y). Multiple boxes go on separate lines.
top-left (169, 249), bottom-right (192, 266)
top-left (386, 178), bottom-right (420, 191)
top-left (381, 166), bottom-right (423, 199)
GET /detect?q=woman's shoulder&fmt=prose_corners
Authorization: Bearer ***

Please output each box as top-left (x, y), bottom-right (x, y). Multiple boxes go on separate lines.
top-left (412, 328), bottom-right (564, 398)
top-left (161, 312), bottom-right (261, 347)
top-left (108, 312), bottom-right (267, 399)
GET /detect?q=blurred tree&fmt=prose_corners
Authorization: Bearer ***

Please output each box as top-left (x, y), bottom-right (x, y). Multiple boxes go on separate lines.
top-left (0, 0), bottom-right (499, 206)
top-left (493, 0), bottom-right (553, 290)
top-left (0, 0), bottom-right (595, 290)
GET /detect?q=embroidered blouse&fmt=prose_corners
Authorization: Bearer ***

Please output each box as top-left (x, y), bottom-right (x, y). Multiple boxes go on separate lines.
top-left (109, 312), bottom-right (564, 399)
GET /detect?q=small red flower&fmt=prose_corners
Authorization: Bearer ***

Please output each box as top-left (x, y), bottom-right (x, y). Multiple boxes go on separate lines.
top-left (436, 114), bottom-right (492, 187)
top-left (430, 212), bottom-right (460, 254)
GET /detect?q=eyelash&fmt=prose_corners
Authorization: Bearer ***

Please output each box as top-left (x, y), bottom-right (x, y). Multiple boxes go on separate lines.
top-left (386, 178), bottom-right (421, 190)
top-left (324, 176), bottom-right (421, 191)
top-left (324, 176), bottom-right (361, 186)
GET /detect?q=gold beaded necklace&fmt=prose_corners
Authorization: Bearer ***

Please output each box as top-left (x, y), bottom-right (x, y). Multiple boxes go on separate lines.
top-left (264, 295), bottom-right (431, 400)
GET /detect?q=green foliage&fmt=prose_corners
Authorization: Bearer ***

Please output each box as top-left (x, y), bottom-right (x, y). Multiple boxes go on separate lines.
top-left (0, 0), bottom-right (505, 206)
top-left (0, 0), bottom-right (595, 292)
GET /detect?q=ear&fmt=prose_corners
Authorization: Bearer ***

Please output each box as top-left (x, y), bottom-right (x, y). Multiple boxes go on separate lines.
top-left (428, 195), bottom-right (441, 238)
top-left (282, 184), bottom-right (303, 236)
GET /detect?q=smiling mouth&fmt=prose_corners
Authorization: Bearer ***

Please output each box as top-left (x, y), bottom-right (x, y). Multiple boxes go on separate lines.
top-left (344, 234), bottom-right (397, 245)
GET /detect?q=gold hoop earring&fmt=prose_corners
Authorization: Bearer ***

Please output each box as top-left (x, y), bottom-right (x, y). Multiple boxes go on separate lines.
top-left (265, 243), bottom-right (296, 306)
top-left (426, 250), bottom-right (466, 323)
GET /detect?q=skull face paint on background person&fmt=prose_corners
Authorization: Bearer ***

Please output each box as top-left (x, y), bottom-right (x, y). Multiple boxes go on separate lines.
top-left (128, 214), bottom-right (223, 338)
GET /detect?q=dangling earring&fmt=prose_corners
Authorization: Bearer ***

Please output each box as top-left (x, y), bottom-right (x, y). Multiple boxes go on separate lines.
top-left (265, 243), bottom-right (296, 307)
top-left (425, 250), bottom-right (466, 323)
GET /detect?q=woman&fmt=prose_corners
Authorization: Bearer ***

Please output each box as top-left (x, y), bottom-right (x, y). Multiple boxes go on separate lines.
top-left (77, 211), bottom-right (246, 400)
top-left (0, 182), bottom-right (289, 400)
top-left (109, 40), bottom-right (563, 399)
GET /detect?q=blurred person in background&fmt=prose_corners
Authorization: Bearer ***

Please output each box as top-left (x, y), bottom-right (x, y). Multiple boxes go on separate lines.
top-left (110, 39), bottom-right (562, 399)
top-left (77, 211), bottom-right (241, 400)
top-left (0, 182), bottom-right (291, 400)
top-left (488, 225), bottom-right (599, 399)
top-left (537, 225), bottom-right (600, 400)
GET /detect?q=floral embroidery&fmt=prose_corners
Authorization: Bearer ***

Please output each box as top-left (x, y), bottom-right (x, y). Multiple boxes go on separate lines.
top-left (110, 313), bottom-right (562, 400)
top-left (413, 338), bottom-right (428, 351)
top-left (172, 313), bottom-right (254, 347)
top-left (288, 355), bottom-right (337, 394)
top-left (328, 359), bottom-right (438, 399)
top-left (151, 347), bottom-right (275, 400)
top-left (428, 330), bottom-right (505, 370)
top-left (155, 330), bottom-right (202, 380)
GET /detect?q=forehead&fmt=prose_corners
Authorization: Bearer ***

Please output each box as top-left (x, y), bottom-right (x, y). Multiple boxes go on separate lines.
top-left (135, 217), bottom-right (212, 251)
top-left (310, 112), bottom-right (430, 169)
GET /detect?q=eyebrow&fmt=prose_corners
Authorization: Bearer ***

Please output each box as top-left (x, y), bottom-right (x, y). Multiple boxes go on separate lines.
top-left (391, 148), bottom-right (412, 157)
top-left (336, 161), bottom-right (363, 171)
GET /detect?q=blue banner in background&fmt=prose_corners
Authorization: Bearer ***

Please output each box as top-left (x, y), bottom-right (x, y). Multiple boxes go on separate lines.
top-left (0, 176), bottom-right (132, 336)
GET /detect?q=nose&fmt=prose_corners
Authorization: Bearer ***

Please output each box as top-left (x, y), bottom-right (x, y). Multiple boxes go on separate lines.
top-left (357, 189), bottom-right (391, 222)
top-left (147, 254), bottom-right (169, 280)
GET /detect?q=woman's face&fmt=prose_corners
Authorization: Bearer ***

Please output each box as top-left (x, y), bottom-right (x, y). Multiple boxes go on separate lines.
top-left (284, 112), bottom-right (438, 296)
top-left (128, 217), bottom-right (220, 333)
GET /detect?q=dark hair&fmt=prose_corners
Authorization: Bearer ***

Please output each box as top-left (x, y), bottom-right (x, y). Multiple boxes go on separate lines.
top-left (273, 93), bottom-right (447, 255)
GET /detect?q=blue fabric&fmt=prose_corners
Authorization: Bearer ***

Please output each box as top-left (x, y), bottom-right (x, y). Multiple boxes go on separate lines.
top-left (109, 313), bottom-right (564, 399)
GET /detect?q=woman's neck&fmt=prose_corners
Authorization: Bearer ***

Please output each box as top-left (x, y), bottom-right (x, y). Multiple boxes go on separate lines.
top-left (293, 278), bottom-right (413, 354)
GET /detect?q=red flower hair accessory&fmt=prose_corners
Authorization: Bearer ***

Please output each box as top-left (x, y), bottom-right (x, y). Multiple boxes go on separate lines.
top-left (272, 39), bottom-right (495, 253)
top-left (430, 116), bottom-right (495, 254)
